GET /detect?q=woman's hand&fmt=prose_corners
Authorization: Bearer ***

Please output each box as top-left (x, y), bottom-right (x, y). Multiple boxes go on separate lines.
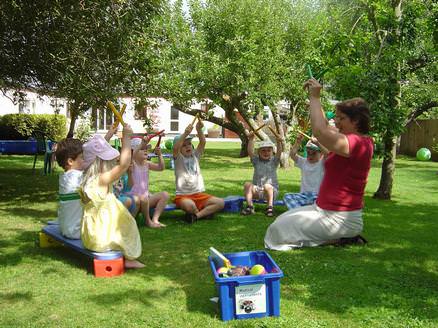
top-left (303, 78), bottom-right (322, 99)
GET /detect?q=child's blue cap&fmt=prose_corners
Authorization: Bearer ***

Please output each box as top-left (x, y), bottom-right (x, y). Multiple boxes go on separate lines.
top-left (173, 135), bottom-right (193, 146)
top-left (306, 140), bottom-right (320, 151)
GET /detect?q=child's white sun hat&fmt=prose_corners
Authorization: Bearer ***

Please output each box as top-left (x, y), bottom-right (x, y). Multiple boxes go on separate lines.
top-left (82, 134), bottom-right (120, 169)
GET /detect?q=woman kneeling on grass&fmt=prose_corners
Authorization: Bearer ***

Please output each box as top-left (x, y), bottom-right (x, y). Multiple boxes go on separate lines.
top-left (264, 78), bottom-right (373, 250)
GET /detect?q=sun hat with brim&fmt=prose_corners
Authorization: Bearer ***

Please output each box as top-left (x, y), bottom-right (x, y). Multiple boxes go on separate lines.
top-left (82, 134), bottom-right (120, 169)
top-left (173, 135), bottom-right (193, 146)
top-left (257, 140), bottom-right (275, 149)
top-left (131, 137), bottom-right (143, 150)
top-left (306, 140), bottom-right (320, 151)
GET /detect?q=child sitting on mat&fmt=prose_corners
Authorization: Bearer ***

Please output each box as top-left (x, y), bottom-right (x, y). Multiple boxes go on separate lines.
top-left (55, 138), bottom-right (84, 239)
top-left (173, 118), bottom-right (224, 224)
top-left (241, 131), bottom-right (282, 217)
top-left (80, 124), bottom-right (144, 269)
top-left (113, 162), bottom-right (140, 217)
top-left (55, 127), bottom-right (118, 239)
top-left (127, 136), bottom-right (169, 228)
top-left (283, 134), bottom-right (327, 209)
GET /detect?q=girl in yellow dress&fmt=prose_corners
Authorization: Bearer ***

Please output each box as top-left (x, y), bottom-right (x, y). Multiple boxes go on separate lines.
top-left (80, 124), bottom-right (144, 269)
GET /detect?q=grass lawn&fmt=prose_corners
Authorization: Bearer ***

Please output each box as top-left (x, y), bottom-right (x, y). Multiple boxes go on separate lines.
top-left (1, 142), bottom-right (438, 327)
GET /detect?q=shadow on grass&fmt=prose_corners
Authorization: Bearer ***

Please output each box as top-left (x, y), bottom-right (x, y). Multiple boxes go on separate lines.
top-left (105, 198), bottom-right (438, 320)
top-left (3, 152), bottom-right (438, 321)
top-left (270, 199), bottom-right (438, 320)
top-left (0, 291), bottom-right (33, 303)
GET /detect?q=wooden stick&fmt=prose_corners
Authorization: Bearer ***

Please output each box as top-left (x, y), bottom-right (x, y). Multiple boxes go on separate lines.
top-left (297, 129), bottom-right (312, 140)
top-left (190, 114), bottom-right (198, 126)
top-left (306, 64), bottom-right (313, 79)
top-left (112, 103), bottom-right (127, 128)
top-left (155, 135), bottom-right (162, 150)
top-left (107, 101), bottom-right (125, 126)
top-left (268, 126), bottom-right (281, 139)
top-left (254, 123), bottom-right (267, 133)
top-left (148, 129), bottom-right (165, 139)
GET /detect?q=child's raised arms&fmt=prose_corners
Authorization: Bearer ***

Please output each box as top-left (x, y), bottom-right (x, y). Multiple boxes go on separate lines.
top-left (195, 119), bottom-right (206, 155)
top-left (173, 123), bottom-right (193, 158)
top-left (148, 146), bottom-right (165, 171)
top-left (99, 124), bottom-right (133, 188)
top-left (245, 130), bottom-right (256, 158)
top-left (290, 135), bottom-right (304, 161)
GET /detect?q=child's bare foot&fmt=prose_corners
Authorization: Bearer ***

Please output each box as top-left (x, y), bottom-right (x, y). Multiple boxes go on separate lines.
top-left (125, 260), bottom-right (145, 269)
top-left (153, 220), bottom-right (166, 227)
top-left (146, 220), bottom-right (162, 228)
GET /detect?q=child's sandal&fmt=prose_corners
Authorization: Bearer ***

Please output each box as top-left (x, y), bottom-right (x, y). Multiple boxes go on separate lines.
top-left (265, 206), bottom-right (274, 217)
top-left (241, 205), bottom-right (255, 216)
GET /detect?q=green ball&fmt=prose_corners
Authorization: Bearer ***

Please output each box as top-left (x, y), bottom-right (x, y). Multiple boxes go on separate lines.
top-left (165, 139), bottom-right (173, 150)
top-left (416, 148), bottom-right (431, 161)
top-left (326, 111), bottom-right (335, 120)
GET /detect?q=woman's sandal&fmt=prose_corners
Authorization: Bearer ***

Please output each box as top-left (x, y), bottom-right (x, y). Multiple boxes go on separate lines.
top-left (336, 235), bottom-right (368, 247)
top-left (265, 206), bottom-right (274, 217)
top-left (241, 205), bottom-right (255, 216)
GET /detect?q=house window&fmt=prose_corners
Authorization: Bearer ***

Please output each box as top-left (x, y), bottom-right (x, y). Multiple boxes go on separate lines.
top-left (18, 100), bottom-right (34, 114)
top-left (50, 99), bottom-right (64, 114)
top-left (170, 106), bottom-right (179, 132)
top-left (92, 107), bottom-right (114, 131)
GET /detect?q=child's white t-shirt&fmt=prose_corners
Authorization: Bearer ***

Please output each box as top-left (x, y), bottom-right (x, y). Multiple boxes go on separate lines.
top-left (58, 169), bottom-right (83, 239)
top-left (174, 150), bottom-right (205, 195)
top-left (294, 156), bottom-right (325, 193)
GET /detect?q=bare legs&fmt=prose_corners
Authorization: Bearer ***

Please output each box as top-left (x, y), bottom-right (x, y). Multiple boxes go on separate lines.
top-left (138, 196), bottom-right (158, 228)
top-left (243, 182), bottom-right (254, 207)
top-left (243, 182), bottom-right (274, 213)
top-left (149, 192), bottom-right (169, 227)
top-left (178, 197), bottom-right (224, 221)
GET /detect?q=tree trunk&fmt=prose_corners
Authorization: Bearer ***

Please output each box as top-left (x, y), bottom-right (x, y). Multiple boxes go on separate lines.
top-left (67, 103), bottom-right (78, 138)
top-left (280, 142), bottom-right (290, 168)
top-left (373, 1), bottom-right (402, 200)
top-left (373, 136), bottom-right (397, 200)
top-left (240, 134), bottom-right (249, 157)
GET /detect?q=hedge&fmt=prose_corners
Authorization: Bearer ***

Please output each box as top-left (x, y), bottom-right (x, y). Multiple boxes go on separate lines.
top-left (0, 114), bottom-right (67, 141)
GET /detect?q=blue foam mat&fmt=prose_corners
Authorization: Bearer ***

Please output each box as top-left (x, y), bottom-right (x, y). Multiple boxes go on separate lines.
top-left (42, 224), bottom-right (123, 260)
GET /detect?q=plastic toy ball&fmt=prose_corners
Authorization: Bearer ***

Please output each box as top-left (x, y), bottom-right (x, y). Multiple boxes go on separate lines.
top-left (249, 264), bottom-right (266, 275)
top-left (416, 148), bottom-right (431, 161)
top-left (165, 139), bottom-right (173, 150)
top-left (326, 111), bottom-right (335, 120)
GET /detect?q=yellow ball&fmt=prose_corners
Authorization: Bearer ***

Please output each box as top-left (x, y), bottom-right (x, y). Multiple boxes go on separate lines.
top-left (250, 264), bottom-right (266, 275)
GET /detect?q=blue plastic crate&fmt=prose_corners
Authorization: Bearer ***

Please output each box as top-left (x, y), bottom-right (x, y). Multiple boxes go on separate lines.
top-left (0, 140), bottom-right (37, 154)
top-left (208, 250), bottom-right (284, 321)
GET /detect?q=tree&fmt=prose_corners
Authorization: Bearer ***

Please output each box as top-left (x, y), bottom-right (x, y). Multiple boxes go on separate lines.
top-left (0, 0), bottom-right (164, 137)
top-left (316, 0), bottom-right (438, 199)
top-left (151, 0), bottom-right (315, 158)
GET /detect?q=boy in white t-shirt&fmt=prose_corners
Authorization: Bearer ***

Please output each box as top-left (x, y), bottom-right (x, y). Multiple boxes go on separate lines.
top-left (283, 135), bottom-right (327, 209)
top-left (55, 138), bottom-right (84, 239)
top-left (173, 119), bottom-right (224, 223)
top-left (55, 127), bottom-right (118, 239)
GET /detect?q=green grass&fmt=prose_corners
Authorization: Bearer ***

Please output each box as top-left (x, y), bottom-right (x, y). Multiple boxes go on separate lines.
top-left (1, 144), bottom-right (438, 327)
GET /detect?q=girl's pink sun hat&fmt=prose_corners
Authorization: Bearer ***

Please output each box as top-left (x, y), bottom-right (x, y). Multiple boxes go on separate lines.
top-left (82, 134), bottom-right (120, 169)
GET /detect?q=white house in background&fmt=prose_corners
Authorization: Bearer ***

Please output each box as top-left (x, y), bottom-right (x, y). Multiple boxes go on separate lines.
top-left (0, 89), bottom-right (69, 116)
top-left (0, 90), bottom-right (225, 137)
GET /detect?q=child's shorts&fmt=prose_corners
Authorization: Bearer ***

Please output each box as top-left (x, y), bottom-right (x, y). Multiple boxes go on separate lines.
top-left (117, 194), bottom-right (137, 214)
top-left (174, 192), bottom-right (213, 210)
top-left (253, 185), bottom-right (279, 201)
top-left (283, 192), bottom-right (318, 210)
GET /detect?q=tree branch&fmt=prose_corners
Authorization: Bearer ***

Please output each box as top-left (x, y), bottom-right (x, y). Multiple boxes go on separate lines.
top-left (405, 101), bottom-right (438, 126)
